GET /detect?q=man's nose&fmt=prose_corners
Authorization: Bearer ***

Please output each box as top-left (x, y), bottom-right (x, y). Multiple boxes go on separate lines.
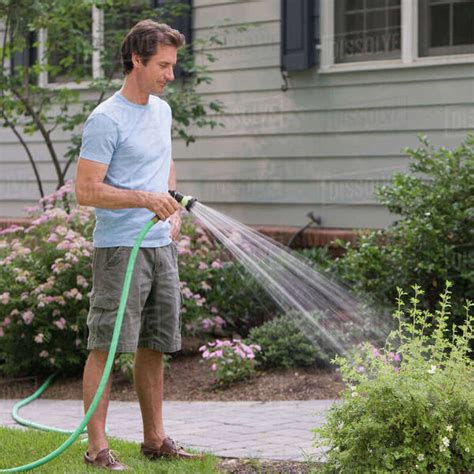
top-left (166, 66), bottom-right (174, 82)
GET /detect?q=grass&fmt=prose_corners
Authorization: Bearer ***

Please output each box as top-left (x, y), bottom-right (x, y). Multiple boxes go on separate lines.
top-left (0, 427), bottom-right (219, 473)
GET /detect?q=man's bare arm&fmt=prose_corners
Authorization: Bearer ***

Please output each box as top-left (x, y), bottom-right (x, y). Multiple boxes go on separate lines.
top-left (75, 158), bottom-right (179, 220)
top-left (168, 159), bottom-right (177, 191)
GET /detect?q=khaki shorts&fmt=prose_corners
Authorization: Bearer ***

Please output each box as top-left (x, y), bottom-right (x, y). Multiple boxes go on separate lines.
top-left (86, 243), bottom-right (182, 353)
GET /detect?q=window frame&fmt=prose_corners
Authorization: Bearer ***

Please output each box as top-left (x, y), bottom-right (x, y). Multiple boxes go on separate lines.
top-left (38, 5), bottom-right (103, 89)
top-left (320, 0), bottom-right (474, 74)
top-left (418, 0), bottom-right (474, 57)
top-left (333, 0), bottom-right (402, 64)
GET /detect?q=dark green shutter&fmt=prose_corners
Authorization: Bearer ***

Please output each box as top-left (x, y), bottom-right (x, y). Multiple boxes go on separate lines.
top-left (281, 0), bottom-right (318, 71)
top-left (153, 0), bottom-right (192, 79)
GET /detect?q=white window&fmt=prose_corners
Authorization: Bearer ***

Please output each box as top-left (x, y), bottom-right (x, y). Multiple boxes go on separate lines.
top-left (38, 6), bottom-right (101, 88)
top-left (320, 0), bottom-right (474, 72)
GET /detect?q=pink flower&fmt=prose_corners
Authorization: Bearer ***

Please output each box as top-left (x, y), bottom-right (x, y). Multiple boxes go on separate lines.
top-left (198, 262), bottom-right (209, 270)
top-left (211, 260), bottom-right (223, 269)
top-left (198, 345), bottom-right (207, 352)
top-left (234, 347), bottom-right (246, 359)
top-left (76, 275), bottom-right (89, 288)
top-left (211, 363), bottom-right (217, 372)
top-left (20, 292), bottom-right (29, 301)
top-left (356, 366), bottom-right (366, 373)
top-left (47, 233), bottom-right (58, 243)
top-left (3, 317), bottom-right (11, 327)
top-left (22, 310), bottom-right (34, 325)
top-left (53, 317), bottom-right (66, 330)
top-left (181, 287), bottom-right (193, 299)
top-left (214, 350), bottom-right (223, 358)
top-left (372, 348), bottom-right (381, 358)
top-left (214, 316), bottom-right (226, 327)
top-left (211, 306), bottom-right (219, 314)
top-left (39, 350), bottom-right (49, 358)
top-left (0, 292), bottom-right (10, 304)
top-left (201, 319), bottom-right (213, 331)
top-left (34, 333), bottom-right (44, 343)
top-left (200, 281), bottom-right (211, 291)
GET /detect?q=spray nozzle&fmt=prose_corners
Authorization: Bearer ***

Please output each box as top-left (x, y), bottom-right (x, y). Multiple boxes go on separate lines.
top-left (169, 190), bottom-right (197, 212)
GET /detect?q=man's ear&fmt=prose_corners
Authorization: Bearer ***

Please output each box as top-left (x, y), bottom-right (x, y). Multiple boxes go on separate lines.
top-left (131, 53), bottom-right (141, 68)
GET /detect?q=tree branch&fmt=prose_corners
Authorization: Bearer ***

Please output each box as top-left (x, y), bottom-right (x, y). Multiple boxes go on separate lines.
top-left (11, 85), bottom-right (64, 187)
top-left (1, 110), bottom-right (45, 200)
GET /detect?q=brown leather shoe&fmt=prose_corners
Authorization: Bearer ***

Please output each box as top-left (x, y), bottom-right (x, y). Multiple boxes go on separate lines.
top-left (141, 437), bottom-right (203, 460)
top-left (84, 448), bottom-right (128, 471)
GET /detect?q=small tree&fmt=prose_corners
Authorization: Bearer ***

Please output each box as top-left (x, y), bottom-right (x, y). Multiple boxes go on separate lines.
top-left (0, 0), bottom-right (224, 199)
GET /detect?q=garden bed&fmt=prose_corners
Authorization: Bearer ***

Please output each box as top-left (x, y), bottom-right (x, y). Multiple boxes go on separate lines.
top-left (0, 352), bottom-right (344, 402)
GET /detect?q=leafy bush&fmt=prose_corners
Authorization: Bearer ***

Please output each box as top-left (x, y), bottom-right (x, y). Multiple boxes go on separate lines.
top-left (199, 339), bottom-right (261, 385)
top-left (246, 315), bottom-right (326, 369)
top-left (314, 282), bottom-right (474, 472)
top-left (324, 135), bottom-right (474, 325)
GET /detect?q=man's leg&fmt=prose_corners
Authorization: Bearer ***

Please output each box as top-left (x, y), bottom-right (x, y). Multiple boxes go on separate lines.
top-left (83, 349), bottom-right (113, 457)
top-left (134, 347), bottom-right (166, 448)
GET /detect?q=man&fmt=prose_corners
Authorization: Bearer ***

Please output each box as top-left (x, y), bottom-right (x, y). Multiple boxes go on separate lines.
top-left (75, 19), bottom-right (199, 471)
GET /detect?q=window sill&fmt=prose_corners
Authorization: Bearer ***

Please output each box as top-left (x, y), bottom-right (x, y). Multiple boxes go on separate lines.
top-left (319, 53), bottom-right (474, 74)
top-left (42, 79), bottom-right (122, 90)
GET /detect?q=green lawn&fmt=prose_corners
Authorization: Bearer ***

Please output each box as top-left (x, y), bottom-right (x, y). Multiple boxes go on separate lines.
top-left (0, 427), bottom-right (219, 473)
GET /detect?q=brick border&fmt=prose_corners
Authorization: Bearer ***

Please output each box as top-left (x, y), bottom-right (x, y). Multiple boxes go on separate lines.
top-left (0, 218), bottom-right (357, 250)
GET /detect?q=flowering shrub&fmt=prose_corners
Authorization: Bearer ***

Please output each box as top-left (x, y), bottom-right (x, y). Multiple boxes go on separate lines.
top-left (0, 182), bottom-right (93, 375)
top-left (314, 282), bottom-right (474, 472)
top-left (199, 339), bottom-right (261, 385)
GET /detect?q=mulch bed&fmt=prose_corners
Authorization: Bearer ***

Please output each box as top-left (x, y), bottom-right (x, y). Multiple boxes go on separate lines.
top-left (0, 352), bottom-right (344, 402)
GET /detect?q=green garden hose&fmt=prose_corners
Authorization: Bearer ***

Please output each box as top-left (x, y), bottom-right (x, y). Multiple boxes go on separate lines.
top-left (2, 191), bottom-right (196, 472)
top-left (11, 373), bottom-right (86, 436)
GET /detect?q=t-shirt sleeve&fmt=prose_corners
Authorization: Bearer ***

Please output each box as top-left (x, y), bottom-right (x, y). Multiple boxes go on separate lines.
top-left (79, 113), bottom-right (119, 165)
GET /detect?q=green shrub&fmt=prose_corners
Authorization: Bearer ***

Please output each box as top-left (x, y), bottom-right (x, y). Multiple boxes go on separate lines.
top-left (314, 282), bottom-right (474, 472)
top-left (246, 314), bottom-right (326, 369)
top-left (328, 135), bottom-right (474, 324)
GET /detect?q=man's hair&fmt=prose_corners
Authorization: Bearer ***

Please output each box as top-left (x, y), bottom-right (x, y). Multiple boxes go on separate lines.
top-left (121, 19), bottom-right (185, 74)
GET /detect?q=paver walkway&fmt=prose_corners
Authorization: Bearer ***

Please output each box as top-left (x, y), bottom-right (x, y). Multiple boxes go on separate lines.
top-left (0, 399), bottom-right (335, 461)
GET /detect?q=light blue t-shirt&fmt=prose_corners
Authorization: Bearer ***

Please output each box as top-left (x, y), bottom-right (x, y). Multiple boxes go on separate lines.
top-left (79, 91), bottom-right (172, 248)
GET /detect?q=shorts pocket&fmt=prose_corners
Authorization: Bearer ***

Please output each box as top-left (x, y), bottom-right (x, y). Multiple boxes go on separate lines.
top-left (91, 292), bottom-right (119, 310)
top-left (105, 247), bottom-right (128, 268)
top-left (87, 292), bottom-right (120, 339)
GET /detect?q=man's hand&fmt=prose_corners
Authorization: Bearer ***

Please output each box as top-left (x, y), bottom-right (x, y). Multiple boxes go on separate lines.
top-left (147, 192), bottom-right (180, 220)
top-left (169, 211), bottom-right (182, 241)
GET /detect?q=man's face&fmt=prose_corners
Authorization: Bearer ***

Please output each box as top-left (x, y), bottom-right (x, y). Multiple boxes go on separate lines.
top-left (133, 44), bottom-right (177, 95)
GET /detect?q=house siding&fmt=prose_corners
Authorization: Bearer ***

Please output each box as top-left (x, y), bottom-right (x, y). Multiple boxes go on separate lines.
top-left (1, 0), bottom-right (473, 229)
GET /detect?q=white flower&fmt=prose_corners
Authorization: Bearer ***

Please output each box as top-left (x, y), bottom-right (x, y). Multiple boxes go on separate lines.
top-left (427, 365), bottom-right (437, 374)
top-left (417, 453), bottom-right (425, 461)
top-left (446, 425), bottom-right (453, 433)
top-left (351, 391), bottom-right (358, 397)
top-left (465, 447), bottom-right (470, 453)
top-left (442, 437), bottom-right (450, 448)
